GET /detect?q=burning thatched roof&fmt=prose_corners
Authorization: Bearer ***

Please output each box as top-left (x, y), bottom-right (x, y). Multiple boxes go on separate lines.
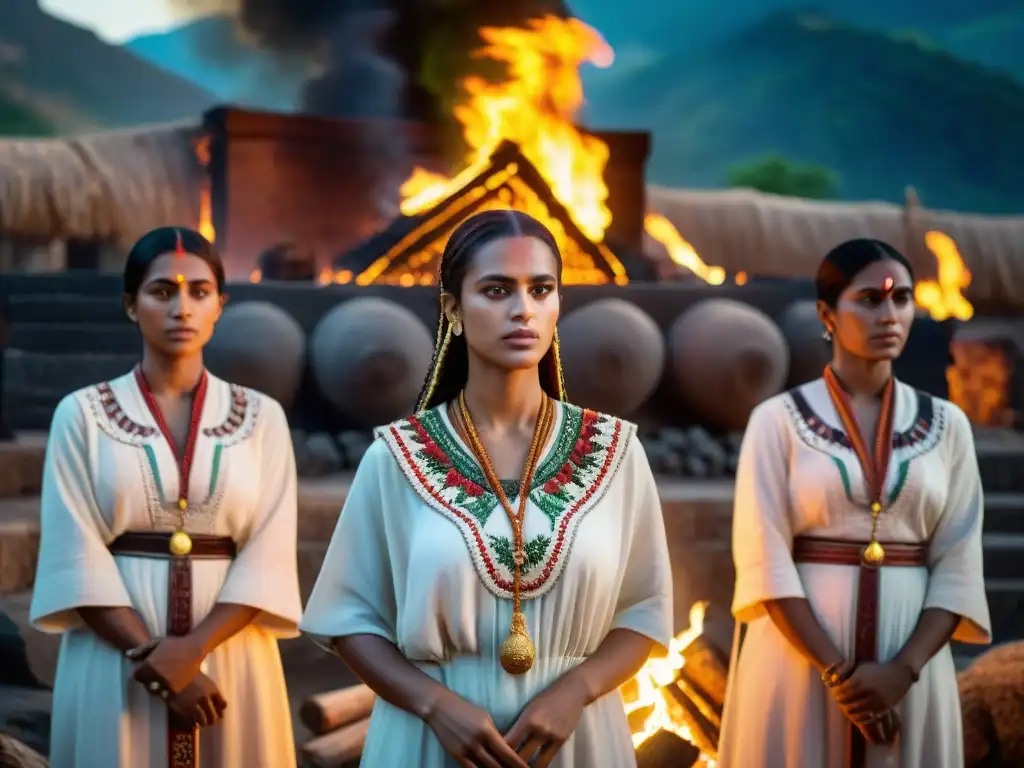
top-left (646, 185), bottom-right (1024, 314)
top-left (0, 123), bottom-right (1022, 311)
top-left (0, 122), bottom-right (202, 246)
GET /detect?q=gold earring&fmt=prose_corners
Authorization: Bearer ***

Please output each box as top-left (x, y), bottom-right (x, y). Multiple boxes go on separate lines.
top-left (452, 315), bottom-right (463, 337)
top-left (417, 322), bottom-right (453, 412)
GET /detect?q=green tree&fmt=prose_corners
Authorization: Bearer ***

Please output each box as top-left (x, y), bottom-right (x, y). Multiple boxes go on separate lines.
top-left (0, 95), bottom-right (53, 137)
top-left (726, 153), bottom-right (839, 199)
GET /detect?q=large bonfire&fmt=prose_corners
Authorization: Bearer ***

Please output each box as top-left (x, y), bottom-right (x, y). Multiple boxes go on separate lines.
top-left (397, 15), bottom-right (724, 284)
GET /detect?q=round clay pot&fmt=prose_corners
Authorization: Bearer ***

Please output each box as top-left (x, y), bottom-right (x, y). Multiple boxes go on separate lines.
top-left (558, 298), bottom-right (665, 416)
top-left (309, 297), bottom-right (434, 427)
top-left (205, 301), bottom-right (306, 409)
top-left (668, 299), bottom-right (789, 431)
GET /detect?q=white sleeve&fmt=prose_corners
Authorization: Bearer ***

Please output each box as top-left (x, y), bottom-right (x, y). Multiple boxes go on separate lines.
top-left (30, 394), bottom-right (133, 633)
top-left (922, 404), bottom-right (991, 644)
top-left (299, 439), bottom-right (398, 652)
top-left (730, 399), bottom-right (806, 624)
top-left (216, 396), bottom-right (303, 637)
top-left (609, 435), bottom-right (674, 652)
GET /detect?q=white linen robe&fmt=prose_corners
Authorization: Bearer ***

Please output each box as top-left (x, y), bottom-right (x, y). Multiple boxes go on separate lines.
top-left (718, 378), bottom-right (991, 768)
top-left (29, 370), bottom-right (302, 768)
top-left (299, 400), bottom-right (674, 767)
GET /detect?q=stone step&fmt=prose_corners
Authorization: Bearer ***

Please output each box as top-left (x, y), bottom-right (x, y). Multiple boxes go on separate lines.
top-left (982, 533), bottom-right (1024, 582)
top-left (983, 493), bottom-right (1024, 535)
top-left (0, 437), bottom-right (45, 499)
top-left (5, 293), bottom-right (126, 324)
top-left (952, 578), bottom-right (1024, 660)
top-left (8, 323), bottom-right (139, 355)
top-left (0, 499), bottom-right (40, 595)
top-left (974, 430), bottom-right (1024, 494)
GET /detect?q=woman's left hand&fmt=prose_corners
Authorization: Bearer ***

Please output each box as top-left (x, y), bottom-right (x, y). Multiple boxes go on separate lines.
top-left (130, 635), bottom-right (206, 695)
top-left (503, 677), bottom-right (589, 767)
top-left (831, 661), bottom-right (914, 718)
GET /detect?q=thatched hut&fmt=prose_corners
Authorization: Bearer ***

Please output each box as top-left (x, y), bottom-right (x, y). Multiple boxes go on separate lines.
top-left (1, 122), bottom-right (1022, 312)
top-left (0, 122), bottom-right (203, 270)
top-left (646, 185), bottom-right (1024, 314)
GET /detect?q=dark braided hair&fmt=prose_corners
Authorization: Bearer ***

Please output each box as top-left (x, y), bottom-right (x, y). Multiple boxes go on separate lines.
top-left (816, 238), bottom-right (915, 307)
top-left (416, 209), bottom-right (565, 412)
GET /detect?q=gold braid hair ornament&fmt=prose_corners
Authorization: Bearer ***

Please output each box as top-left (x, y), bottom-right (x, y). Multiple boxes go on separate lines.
top-left (458, 390), bottom-right (552, 674)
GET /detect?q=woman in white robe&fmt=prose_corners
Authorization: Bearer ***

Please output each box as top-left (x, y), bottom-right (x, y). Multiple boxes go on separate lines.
top-left (29, 226), bottom-right (302, 768)
top-left (718, 238), bottom-right (990, 768)
top-left (300, 210), bottom-right (674, 768)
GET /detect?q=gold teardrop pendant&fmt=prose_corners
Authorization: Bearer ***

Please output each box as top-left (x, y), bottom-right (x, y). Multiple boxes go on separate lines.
top-left (862, 539), bottom-right (885, 565)
top-left (499, 612), bottom-right (535, 675)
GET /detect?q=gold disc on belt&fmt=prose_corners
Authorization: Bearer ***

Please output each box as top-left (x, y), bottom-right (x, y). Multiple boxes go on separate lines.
top-left (169, 530), bottom-right (193, 556)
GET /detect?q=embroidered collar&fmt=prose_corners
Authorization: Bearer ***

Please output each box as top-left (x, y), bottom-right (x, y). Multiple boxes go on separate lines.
top-left (784, 378), bottom-right (945, 460)
top-left (84, 371), bottom-right (259, 447)
top-left (376, 400), bottom-right (635, 601)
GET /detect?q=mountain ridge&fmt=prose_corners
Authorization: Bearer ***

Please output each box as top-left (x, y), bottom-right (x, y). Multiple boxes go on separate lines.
top-left (581, 10), bottom-right (1024, 214)
top-left (0, 0), bottom-right (217, 135)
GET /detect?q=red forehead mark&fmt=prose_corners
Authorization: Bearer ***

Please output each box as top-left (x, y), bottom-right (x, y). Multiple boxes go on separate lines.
top-left (880, 274), bottom-right (895, 298)
top-left (174, 230), bottom-right (185, 257)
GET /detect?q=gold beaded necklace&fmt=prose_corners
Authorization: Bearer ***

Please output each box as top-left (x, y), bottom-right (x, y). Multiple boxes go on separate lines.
top-left (457, 390), bottom-right (552, 674)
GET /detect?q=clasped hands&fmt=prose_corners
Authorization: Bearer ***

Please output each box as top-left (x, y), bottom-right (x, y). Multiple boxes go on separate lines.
top-left (823, 659), bottom-right (915, 745)
top-left (425, 676), bottom-right (588, 768)
top-left (126, 636), bottom-right (227, 728)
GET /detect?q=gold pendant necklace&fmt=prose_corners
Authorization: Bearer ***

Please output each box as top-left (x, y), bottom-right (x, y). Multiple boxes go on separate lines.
top-left (823, 367), bottom-right (895, 565)
top-left (135, 368), bottom-right (207, 557)
top-left (458, 391), bottom-right (551, 675)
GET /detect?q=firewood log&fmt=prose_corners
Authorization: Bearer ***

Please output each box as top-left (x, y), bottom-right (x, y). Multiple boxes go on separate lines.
top-left (634, 728), bottom-right (701, 768)
top-left (0, 733), bottom-right (48, 768)
top-left (679, 633), bottom-right (730, 714)
top-left (299, 683), bottom-right (376, 735)
top-left (300, 718), bottom-right (371, 768)
top-left (666, 681), bottom-right (718, 756)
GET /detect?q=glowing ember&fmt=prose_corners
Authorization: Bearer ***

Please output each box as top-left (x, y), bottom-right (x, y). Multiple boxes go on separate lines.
top-left (318, 267), bottom-right (354, 285)
top-left (622, 601), bottom-right (717, 764)
top-left (193, 135), bottom-right (216, 243)
top-left (643, 213), bottom-right (726, 285)
top-left (914, 230), bottom-right (973, 321)
top-left (400, 16), bottom-right (614, 248)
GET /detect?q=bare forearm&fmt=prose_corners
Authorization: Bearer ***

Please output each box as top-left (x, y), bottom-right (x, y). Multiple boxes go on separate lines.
top-left (189, 603), bottom-right (261, 657)
top-left (764, 598), bottom-right (845, 674)
top-left (78, 606), bottom-right (152, 653)
top-left (560, 629), bottom-right (657, 706)
top-left (892, 608), bottom-right (960, 677)
top-left (333, 634), bottom-right (453, 721)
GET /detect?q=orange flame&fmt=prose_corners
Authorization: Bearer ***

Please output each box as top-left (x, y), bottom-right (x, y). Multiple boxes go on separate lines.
top-left (193, 136), bottom-right (216, 243)
top-left (623, 601), bottom-right (717, 764)
top-left (643, 213), bottom-right (726, 284)
top-left (915, 231), bottom-right (973, 321)
top-left (398, 17), bottom-right (615, 264)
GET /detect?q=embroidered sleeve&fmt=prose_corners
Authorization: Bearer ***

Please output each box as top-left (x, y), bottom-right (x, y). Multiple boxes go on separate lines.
top-left (609, 435), bottom-right (674, 651)
top-left (216, 394), bottom-right (302, 636)
top-left (30, 393), bottom-right (133, 632)
top-left (299, 438), bottom-right (398, 651)
top-left (924, 403), bottom-right (991, 644)
top-left (731, 397), bottom-right (807, 623)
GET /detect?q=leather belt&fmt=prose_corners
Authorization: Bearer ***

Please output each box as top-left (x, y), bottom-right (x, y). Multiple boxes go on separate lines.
top-left (792, 536), bottom-right (927, 568)
top-left (110, 531), bottom-right (235, 767)
top-left (109, 531), bottom-right (237, 559)
top-left (793, 536), bottom-right (926, 768)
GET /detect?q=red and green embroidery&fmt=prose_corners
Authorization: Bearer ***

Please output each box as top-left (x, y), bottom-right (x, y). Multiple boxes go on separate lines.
top-left (378, 401), bottom-right (633, 600)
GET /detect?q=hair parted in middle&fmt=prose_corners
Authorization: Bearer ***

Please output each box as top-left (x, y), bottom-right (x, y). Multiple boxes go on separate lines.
top-left (415, 209), bottom-right (568, 412)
